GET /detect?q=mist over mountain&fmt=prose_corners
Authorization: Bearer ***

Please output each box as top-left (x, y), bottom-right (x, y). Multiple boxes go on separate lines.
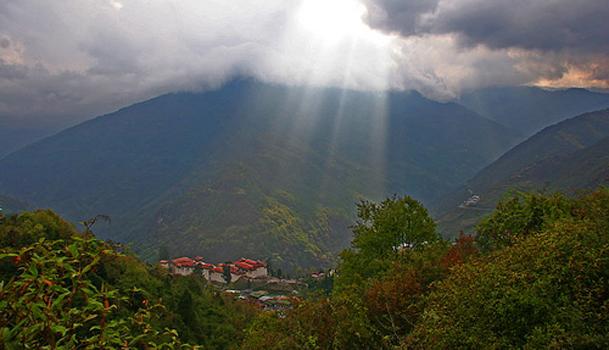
top-left (0, 79), bottom-right (517, 269)
top-left (435, 108), bottom-right (609, 236)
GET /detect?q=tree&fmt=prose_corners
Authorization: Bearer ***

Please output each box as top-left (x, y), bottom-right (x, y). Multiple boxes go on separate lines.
top-left (475, 189), bottom-right (572, 251)
top-left (408, 188), bottom-right (609, 349)
top-left (351, 194), bottom-right (438, 263)
top-left (335, 195), bottom-right (441, 294)
top-left (222, 262), bottom-right (233, 284)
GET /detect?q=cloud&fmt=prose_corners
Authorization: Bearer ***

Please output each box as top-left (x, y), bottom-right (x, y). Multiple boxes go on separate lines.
top-left (386, 35), bottom-right (533, 100)
top-left (0, 0), bottom-right (291, 124)
top-left (362, 0), bottom-right (440, 36)
top-left (0, 0), bottom-right (606, 130)
top-left (362, 0), bottom-right (609, 53)
top-left (361, 0), bottom-right (609, 91)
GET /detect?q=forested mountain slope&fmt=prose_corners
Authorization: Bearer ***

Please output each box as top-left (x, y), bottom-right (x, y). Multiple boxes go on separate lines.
top-left (0, 80), bottom-right (518, 269)
top-left (435, 108), bottom-right (609, 235)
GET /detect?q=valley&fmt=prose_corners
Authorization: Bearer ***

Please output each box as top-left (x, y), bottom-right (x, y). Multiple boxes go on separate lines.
top-left (0, 80), bottom-right (608, 272)
top-left (3, 1), bottom-right (608, 347)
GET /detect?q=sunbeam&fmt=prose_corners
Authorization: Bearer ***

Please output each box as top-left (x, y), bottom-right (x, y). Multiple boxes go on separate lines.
top-left (252, 0), bottom-right (395, 203)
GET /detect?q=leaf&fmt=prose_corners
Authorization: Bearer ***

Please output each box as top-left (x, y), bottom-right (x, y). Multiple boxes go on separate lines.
top-left (27, 264), bottom-right (38, 279)
top-left (81, 256), bottom-right (100, 274)
top-left (128, 333), bottom-right (148, 346)
top-left (82, 314), bottom-right (98, 323)
top-left (50, 324), bottom-right (68, 336)
top-left (67, 243), bottom-right (78, 258)
top-left (52, 292), bottom-right (70, 309)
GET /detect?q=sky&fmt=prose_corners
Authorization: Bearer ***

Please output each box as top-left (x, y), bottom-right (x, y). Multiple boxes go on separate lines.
top-left (0, 0), bottom-right (608, 134)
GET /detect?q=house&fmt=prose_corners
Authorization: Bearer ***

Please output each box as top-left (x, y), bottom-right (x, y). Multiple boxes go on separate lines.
top-left (219, 263), bottom-right (246, 283)
top-left (162, 256), bottom-right (269, 283)
top-left (202, 265), bottom-right (224, 284)
top-left (169, 257), bottom-right (196, 275)
top-left (237, 258), bottom-right (268, 279)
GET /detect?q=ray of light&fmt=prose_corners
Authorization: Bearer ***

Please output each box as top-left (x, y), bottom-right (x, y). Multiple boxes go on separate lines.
top-left (250, 0), bottom-right (394, 203)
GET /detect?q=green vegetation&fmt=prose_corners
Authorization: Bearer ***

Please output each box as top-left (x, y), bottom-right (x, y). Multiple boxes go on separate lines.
top-left (411, 188), bottom-right (609, 348)
top-left (3, 187), bottom-right (608, 348)
top-left (242, 188), bottom-right (609, 349)
top-left (0, 210), bottom-right (260, 349)
top-left (0, 80), bottom-right (520, 271)
top-left (336, 195), bottom-right (443, 291)
top-left (435, 108), bottom-right (609, 237)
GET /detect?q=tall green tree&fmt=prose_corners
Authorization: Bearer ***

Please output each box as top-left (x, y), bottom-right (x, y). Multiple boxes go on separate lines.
top-left (336, 194), bottom-right (441, 293)
top-left (351, 194), bottom-right (438, 262)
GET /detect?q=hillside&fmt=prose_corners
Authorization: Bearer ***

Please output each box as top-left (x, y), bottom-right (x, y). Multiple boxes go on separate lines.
top-left (0, 79), bottom-right (518, 270)
top-left (0, 194), bottom-right (34, 215)
top-left (435, 108), bottom-right (609, 235)
top-left (0, 210), bottom-right (259, 349)
top-left (459, 86), bottom-right (609, 138)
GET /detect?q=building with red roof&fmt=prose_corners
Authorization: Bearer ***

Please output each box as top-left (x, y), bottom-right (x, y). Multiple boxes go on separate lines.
top-left (169, 257), bottom-right (196, 275)
top-left (162, 256), bottom-right (268, 283)
top-left (237, 258), bottom-right (268, 278)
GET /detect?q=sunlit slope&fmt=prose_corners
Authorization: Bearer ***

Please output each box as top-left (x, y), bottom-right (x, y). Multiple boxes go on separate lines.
top-left (0, 80), bottom-right (517, 268)
top-left (435, 108), bottom-right (609, 236)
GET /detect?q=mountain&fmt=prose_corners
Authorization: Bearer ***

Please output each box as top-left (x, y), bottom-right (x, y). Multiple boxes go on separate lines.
top-left (435, 108), bottom-right (609, 236)
top-left (0, 124), bottom-right (62, 160)
top-left (459, 86), bottom-right (609, 138)
top-left (0, 194), bottom-right (34, 215)
top-left (0, 79), bottom-right (518, 270)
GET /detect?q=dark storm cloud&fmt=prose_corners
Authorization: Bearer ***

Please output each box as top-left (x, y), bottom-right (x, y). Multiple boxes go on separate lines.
top-left (362, 0), bottom-right (609, 54)
top-left (363, 0), bottom-right (440, 35)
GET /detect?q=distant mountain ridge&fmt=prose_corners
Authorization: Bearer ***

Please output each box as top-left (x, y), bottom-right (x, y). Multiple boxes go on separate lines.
top-left (435, 108), bottom-right (609, 235)
top-left (0, 79), bottom-right (519, 270)
top-left (460, 86), bottom-right (609, 138)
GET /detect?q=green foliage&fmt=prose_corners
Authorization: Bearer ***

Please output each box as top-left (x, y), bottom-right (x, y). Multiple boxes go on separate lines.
top-left (242, 295), bottom-right (382, 350)
top-left (352, 194), bottom-right (438, 260)
top-left (244, 188), bottom-right (609, 349)
top-left (0, 210), bottom-right (76, 248)
top-left (5, 185), bottom-right (608, 349)
top-left (408, 188), bottom-right (609, 348)
top-left (0, 210), bottom-right (261, 349)
top-left (336, 195), bottom-right (441, 291)
top-left (476, 187), bottom-right (609, 251)
top-left (476, 189), bottom-right (574, 250)
top-left (0, 236), bottom-right (198, 349)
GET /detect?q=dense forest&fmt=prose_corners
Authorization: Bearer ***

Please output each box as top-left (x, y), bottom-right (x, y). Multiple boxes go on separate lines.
top-left (1, 186), bottom-right (608, 348)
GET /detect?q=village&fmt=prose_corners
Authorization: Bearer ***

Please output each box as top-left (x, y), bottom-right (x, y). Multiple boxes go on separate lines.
top-left (160, 257), bottom-right (269, 283)
top-left (159, 256), bottom-right (331, 310)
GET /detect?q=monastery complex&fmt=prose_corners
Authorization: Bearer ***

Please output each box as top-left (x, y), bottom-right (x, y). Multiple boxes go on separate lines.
top-left (160, 257), bottom-right (268, 284)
